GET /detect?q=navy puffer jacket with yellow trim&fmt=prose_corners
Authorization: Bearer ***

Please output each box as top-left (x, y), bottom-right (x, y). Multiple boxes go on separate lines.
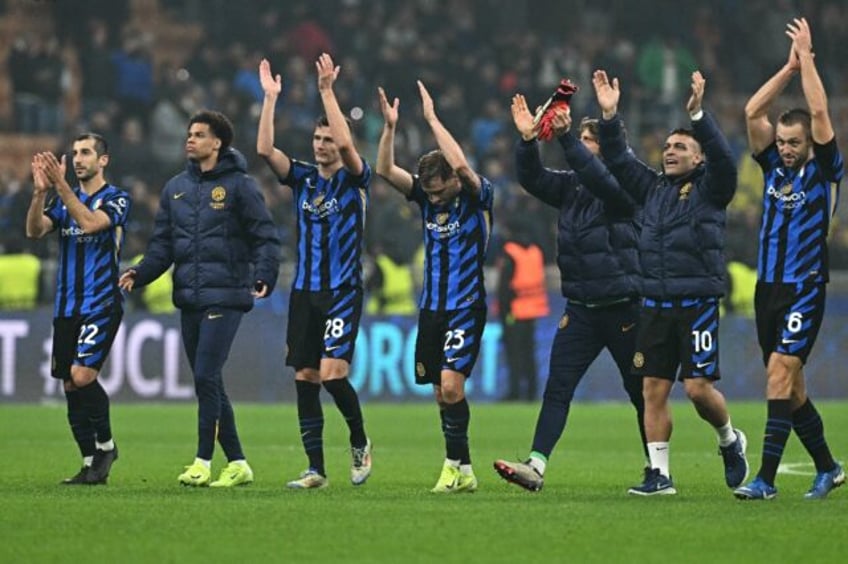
top-left (133, 148), bottom-right (280, 311)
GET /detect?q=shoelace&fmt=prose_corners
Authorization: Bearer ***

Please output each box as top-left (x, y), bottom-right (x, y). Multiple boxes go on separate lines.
top-left (351, 446), bottom-right (368, 468)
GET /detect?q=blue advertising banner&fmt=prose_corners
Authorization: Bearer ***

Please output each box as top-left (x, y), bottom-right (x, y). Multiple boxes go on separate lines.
top-left (2, 296), bottom-right (848, 402)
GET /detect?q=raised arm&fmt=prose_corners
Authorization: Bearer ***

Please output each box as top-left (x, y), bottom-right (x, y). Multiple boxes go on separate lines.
top-left (788, 17), bottom-right (834, 144)
top-left (744, 42), bottom-right (798, 154)
top-left (25, 154), bottom-right (55, 239)
top-left (593, 69), bottom-right (656, 204)
top-left (592, 69), bottom-right (620, 120)
top-left (376, 86), bottom-right (414, 195)
top-left (316, 53), bottom-right (363, 175)
top-left (256, 58), bottom-right (291, 179)
top-left (512, 94), bottom-right (570, 208)
top-left (40, 152), bottom-right (112, 233)
top-left (550, 108), bottom-right (635, 215)
top-left (689, 73), bottom-right (737, 207)
top-left (418, 80), bottom-right (481, 193)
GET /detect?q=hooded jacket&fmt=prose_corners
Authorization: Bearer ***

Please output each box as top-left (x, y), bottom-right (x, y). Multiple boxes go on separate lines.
top-left (515, 131), bottom-right (640, 302)
top-left (598, 111), bottom-right (737, 299)
top-left (133, 148), bottom-right (280, 311)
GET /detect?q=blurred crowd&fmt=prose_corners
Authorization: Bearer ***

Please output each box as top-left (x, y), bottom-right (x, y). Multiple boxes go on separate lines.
top-left (2, 0), bottom-right (848, 309)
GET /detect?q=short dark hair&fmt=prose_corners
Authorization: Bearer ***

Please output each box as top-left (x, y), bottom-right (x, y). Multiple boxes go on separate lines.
top-left (189, 110), bottom-right (234, 150)
top-left (417, 150), bottom-right (455, 186)
top-left (667, 127), bottom-right (701, 153)
top-left (315, 114), bottom-right (352, 129)
top-left (74, 132), bottom-right (108, 156)
top-left (778, 108), bottom-right (812, 137)
top-left (579, 118), bottom-right (599, 140)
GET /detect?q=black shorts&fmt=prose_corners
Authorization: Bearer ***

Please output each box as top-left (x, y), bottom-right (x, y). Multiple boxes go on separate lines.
top-left (52, 308), bottom-right (123, 379)
top-left (755, 281), bottom-right (825, 365)
top-left (286, 287), bottom-right (363, 370)
top-left (632, 298), bottom-right (720, 381)
top-left (414, 306), bottom-right (487, 385)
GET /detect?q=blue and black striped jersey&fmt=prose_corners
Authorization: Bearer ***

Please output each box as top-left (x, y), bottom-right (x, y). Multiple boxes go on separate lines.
top-left (408, 176), bottom-right (494, 311)
top-left (281, 158), bottom-right (371, 291)
top-left (45, 184), bottom-right (132, 317)
top-left (755, 139), bottom-right (843, 283)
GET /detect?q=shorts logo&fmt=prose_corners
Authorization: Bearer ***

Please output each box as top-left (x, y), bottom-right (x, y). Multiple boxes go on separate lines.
top-left (633, 352), bottom-right (645, 368)
top-left (210, 186), bottom-right (227, 209)
top-left (678, 182), bottom-right (692, 200)
top-left (558, 314), bottom-right (569, 329)
top-left (416, 362), bottom-right (426, 378)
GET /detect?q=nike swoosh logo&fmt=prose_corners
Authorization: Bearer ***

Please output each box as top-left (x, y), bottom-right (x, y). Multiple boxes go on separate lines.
top-left (78, 352), bottom-right (93, 358)
top-left (207, 313), bottom-right (223, 319)
top-left (446, 357), bottom-right (460, 363)
top-left (696, 361), bottom-right (713, 369)
top-left (326, 345), bottom-right (341, 352)
top-left (173, 192), bottom-right (186, 199)
top-left (621, 323), bottom-right (636, 332)
top-left (781, 339), bottom-right (799, 344)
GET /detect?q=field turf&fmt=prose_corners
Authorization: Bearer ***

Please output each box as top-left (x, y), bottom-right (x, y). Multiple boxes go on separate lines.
top-left (1, 401), bottom-right (846, 563)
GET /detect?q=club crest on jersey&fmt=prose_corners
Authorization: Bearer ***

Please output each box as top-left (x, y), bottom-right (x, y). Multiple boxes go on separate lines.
top-left (210, 186), bottom-right (227, 209)
top-left (633, 352), bottom-right (645, 368)
top-left (313, 193), bottom-right (325, 207)
top-left (678, 182), bottom-right (692, 200)
top-left (558, 314), bottom-right (569, 329)
top-left (436, 212), bottom-right (450, 225)
top-left (780, 184), bottom-right (792, 195)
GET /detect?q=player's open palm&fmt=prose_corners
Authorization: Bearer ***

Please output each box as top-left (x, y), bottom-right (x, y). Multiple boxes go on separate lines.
top-left (417, 80), bottom-right (437, 123)
top-left (316, 52), bottom-right (339, 91)
top-left (786, 17), bottom-right (812, 55)
top-left (511, 94), bottom-right (535, 139)
top-left (686, 71), bottom-right (705, 115)
top-left (378, 87), bottom-right (399, 127)
top-left (259, 59), bottom-right (281, 96)
top-left (31, 154), bottom-right (50, 194)
top-left (592, 70), bottom-right (620, 116)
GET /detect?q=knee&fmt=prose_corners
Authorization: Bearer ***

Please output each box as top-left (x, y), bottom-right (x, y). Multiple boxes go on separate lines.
top-left (683, 379), bottom-right (712, 404)
top-left (542, 379), bottom-right (575, 405)
top-left (69, 367), bottom-right (96, 389)
top-left (440, 382), bottom-right (465, 404)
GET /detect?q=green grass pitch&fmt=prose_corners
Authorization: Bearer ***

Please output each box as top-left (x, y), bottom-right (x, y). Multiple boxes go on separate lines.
top-left (1, 401), bottom-right (846, 563)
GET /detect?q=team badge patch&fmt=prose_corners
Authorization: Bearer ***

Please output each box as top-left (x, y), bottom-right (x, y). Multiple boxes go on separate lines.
top-left (436, 212), bottom-right (449, 225)
top-left (416, 362), bottom-right (426, 378)
top-left (558, 314), bottom-right (569, 329)
top-left (633, 352), bottom-right (645, 368)
top-left (678, 182), bottom-right (692, 200)
top-left (313, 193), bottom-right (325, 207)
top-left (210, 186), bottom-right (227, 209)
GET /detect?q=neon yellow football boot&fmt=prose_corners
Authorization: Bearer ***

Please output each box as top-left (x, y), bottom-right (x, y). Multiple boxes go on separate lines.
top-left (178, 460), bottom-right (211, 487)
top-left (210, 461), bottom-right (254, 487)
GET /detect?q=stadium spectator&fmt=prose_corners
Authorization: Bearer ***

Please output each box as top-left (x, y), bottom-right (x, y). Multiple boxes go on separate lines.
top-left (119, 110), bottom-right (280, 488)
top-left (592, 68), bottom-right (748, 495)
top-left (377, 82), bottom-right (493, 493)
top-left (734, 18), bottom-right (845, 501)
top-left (26, 133), bottom-right (129, 485)
top-left (257, 56), bottom-right (373, 489)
